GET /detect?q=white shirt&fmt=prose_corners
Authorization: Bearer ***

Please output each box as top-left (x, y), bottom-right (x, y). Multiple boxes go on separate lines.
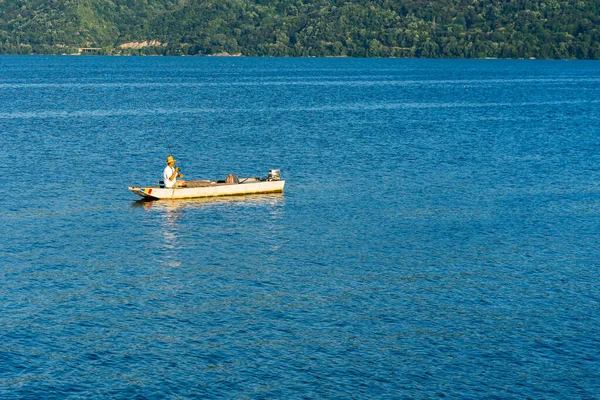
top-left (163, 165), bottom-right (177, 188)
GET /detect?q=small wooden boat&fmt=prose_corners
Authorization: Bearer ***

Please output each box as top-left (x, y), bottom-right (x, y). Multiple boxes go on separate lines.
top-left (129, 170), bottom-right (285, 200)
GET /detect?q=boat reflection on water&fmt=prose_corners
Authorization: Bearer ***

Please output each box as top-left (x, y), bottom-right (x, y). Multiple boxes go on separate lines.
top-left (132, 193), bottom-right (285, 261)
top-left (131, 193), bottom-right (285, 211)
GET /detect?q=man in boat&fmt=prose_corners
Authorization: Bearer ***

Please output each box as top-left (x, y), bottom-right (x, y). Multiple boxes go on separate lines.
top-left (163, 155), bottom-right (186, 188)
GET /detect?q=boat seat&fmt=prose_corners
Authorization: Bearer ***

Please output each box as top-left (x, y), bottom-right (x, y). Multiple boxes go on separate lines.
top-left (226, 174), bottom-right (239, 184)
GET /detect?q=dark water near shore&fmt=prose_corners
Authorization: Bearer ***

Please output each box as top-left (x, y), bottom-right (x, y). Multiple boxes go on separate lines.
top-left (1, 56), bottom-right (599, 398)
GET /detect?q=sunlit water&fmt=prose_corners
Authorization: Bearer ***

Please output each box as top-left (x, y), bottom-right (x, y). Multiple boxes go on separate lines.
top-left (1, 56), bottom-right (599, 398)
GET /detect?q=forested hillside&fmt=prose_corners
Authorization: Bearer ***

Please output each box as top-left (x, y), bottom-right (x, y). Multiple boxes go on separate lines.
top-left (1, 0), bottom-right (599, 58)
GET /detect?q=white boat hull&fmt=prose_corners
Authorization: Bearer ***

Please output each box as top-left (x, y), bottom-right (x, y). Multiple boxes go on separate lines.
top-left (129, 180), bottom-right (285, 200)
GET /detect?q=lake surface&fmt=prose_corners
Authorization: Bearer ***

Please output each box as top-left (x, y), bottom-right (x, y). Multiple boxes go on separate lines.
top-left (1, 56), bottom-right (599, 398)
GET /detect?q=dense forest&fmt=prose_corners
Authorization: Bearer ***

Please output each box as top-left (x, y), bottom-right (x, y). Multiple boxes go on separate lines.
top-left (0, 0), bottom-right (599, 59)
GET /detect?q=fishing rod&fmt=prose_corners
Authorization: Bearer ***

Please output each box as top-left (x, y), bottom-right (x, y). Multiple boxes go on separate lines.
top-left (160, 121), bottom-right (173, 156)
top-left (159, 121), bottom-right (183, 177)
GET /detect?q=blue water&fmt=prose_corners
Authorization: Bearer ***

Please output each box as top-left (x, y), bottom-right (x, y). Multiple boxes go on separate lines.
top-left (1, 56), bottom-right (600, 398)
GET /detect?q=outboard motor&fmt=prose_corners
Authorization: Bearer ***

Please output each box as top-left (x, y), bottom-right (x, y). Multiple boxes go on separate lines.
top-left (267, 169), bottom-right (281, 181)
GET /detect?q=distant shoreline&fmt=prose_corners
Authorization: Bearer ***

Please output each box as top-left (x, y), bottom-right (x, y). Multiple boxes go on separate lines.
top-left (0, 52), bottom-right (593, 61)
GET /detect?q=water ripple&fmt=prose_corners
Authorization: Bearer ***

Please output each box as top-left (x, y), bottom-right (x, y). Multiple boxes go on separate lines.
top-left (1, 57), bottom-right (599, 398)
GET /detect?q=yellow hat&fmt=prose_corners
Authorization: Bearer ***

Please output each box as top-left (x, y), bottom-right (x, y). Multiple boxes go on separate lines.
top-left (166, 155), bottom-right (176, 164)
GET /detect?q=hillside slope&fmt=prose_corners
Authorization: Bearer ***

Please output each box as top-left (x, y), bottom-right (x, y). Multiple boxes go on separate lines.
top-left (1, 0), bottom-right (598, 58)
